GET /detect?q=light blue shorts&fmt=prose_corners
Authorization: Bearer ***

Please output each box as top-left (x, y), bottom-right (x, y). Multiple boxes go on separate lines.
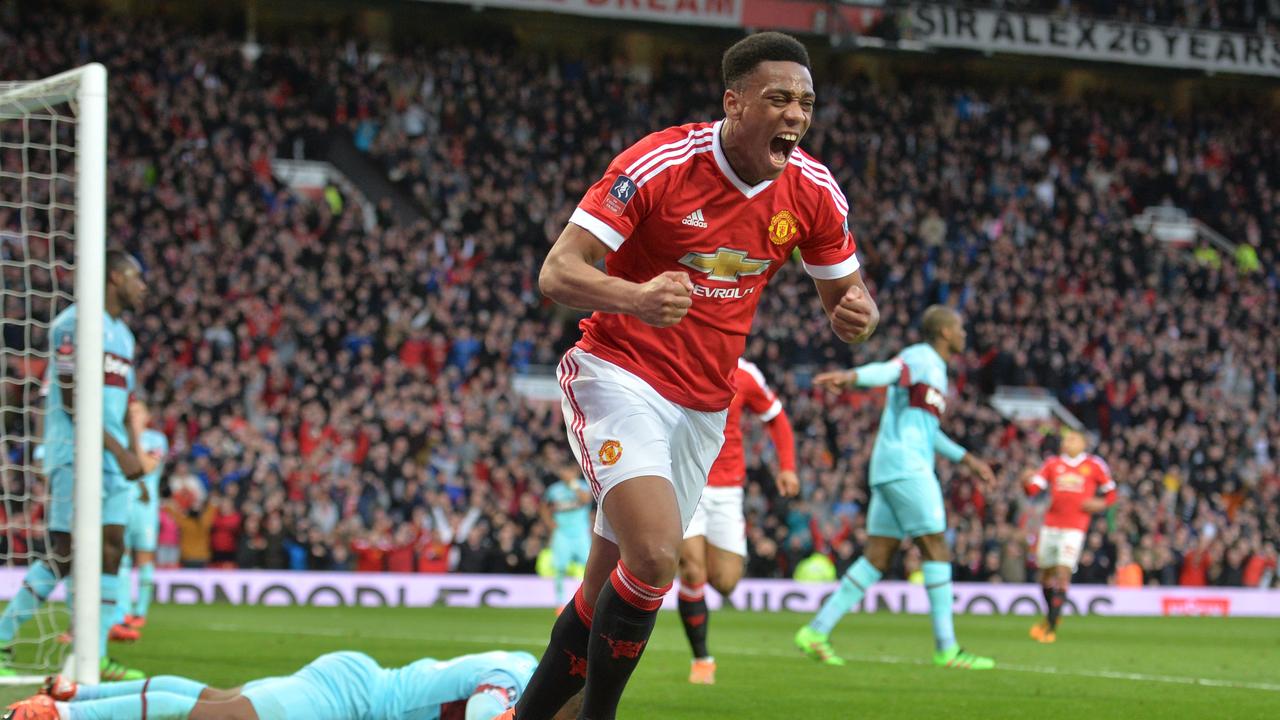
top-left (865, 474), bottom-right (947, 539)
top-left (47, 466), bottom-right (133, 533)
top-left (243, 651), bottom-right (382, 720)
top-left (125, 501), bottom-right (159, 552)
top-left (550, 531), bottom-right (590, 571)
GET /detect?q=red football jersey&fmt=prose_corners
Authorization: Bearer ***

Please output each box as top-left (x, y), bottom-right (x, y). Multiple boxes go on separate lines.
top-left (570, 121), bottom-right (859, 412)
top-left (1026, 454), bottom-right (1117, 532)
top-left (707, 358), bottom-right (795, 487)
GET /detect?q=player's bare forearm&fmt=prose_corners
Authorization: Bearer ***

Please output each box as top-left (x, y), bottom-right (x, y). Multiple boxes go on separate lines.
top-left (104, 432), bottom-right (144, 479)
top-left (125, 406), bottom-right (143, 454)
top-left (539, 246), bottom-right (643, 314)
top-left (814, 271), bottom-right (878, 344)
top-left (540, 223), bottom-right (693, 327)
top-left (1081, 497), bottom-right (1107, 513)
top-left (961, 453), bottom-right (997, 486)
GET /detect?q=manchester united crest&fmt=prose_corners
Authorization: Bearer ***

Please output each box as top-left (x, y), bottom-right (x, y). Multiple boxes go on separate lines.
top-left (768, 209), bottom-right (799, 245)
top-left (598, 439), bottom-right (623, 466)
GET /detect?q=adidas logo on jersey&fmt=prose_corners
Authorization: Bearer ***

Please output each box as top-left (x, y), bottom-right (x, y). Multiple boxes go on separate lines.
top-left (681, 209), bottom-right (708, 228)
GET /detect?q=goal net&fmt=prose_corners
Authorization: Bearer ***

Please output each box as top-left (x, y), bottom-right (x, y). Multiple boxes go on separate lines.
top-left (0, 64), bottom-right (107, 685)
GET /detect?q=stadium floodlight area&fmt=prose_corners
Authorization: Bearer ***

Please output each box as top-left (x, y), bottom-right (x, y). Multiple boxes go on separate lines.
top-left (0, 63), bottom-right (106, 686)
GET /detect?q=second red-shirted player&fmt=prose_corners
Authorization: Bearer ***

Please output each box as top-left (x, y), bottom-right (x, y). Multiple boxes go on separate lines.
top-left (1022, 430), bottom-right (1117, 644)
top-left (677, 357), bottom-right (797, 685)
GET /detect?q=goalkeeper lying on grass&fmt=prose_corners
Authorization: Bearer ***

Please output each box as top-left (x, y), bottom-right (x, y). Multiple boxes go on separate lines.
top-left (5, 648), bottom-right (581, 720)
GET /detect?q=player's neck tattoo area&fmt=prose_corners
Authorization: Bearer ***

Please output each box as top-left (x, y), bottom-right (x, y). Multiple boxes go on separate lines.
top-left (719, 121), bottom-right (762, 186)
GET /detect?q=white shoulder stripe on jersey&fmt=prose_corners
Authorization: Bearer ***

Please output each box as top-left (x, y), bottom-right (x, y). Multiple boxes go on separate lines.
top-left (630, 137), bottom-right (713, 182)
top-left (792, 151), bottom-right (843, 190)
top-left (802, 254), bottom-right (861, 280)
top-left (790, 153), bottom-right (849, 206)
top-left (737, 358), bottom-right (770, 393)
top-left (636, 144), bottom-right (713, 188)
top-left (789, 156), bottom-right (849, 215)
top-left (626, 127), bottom-right (716, 176)
top-left (793, 151), bottom-right (840, 183)
top-left (758, 399), bottom-right (784, 422)
top-left (569, 208), bottom-right (627, 251)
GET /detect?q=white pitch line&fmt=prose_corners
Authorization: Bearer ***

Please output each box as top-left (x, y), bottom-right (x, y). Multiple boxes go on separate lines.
top-left (203, 623), bottom-right (1280, 694)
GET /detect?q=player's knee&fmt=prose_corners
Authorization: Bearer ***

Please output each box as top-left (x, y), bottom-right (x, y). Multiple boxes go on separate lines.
top-left (916, 534), bottom-right (950, 562)
top-left (101, 546), bottom-right (123, 573)
top-left (623, 540), bottom-right (679, 586)
top-left (678, 550), bottom-right (707, 587)
top-left (708, 568), bottom-right (742, 596)
top-left (679, 560), bottom-right (706, 588)
top-left (864, 544), bottom-right (894, 572)
top-left (49, 531), bottom-right (71, 553)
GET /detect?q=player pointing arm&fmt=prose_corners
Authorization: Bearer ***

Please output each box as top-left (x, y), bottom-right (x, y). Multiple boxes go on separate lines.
top-left (797, 305), bottom-right (997, 671)
top-left (814, 364), bottom-right (995, 486)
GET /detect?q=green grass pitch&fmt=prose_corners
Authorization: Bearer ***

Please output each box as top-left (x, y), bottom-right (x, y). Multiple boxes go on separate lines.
top-left (3, 604), bottom-right (1278, 718)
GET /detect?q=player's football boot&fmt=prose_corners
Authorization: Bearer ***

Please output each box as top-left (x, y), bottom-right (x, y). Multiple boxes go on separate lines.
top-left (1037, 629), bottom-right (1057, 644)
top-left (109, 623), bottom-right (140, 642)
top-left (1029, 620), bottom-right (1049, 641)
top-left (933, 645), bottom-right (995, 670)
top-left (125, 614), bottom-right (147, 629)
top-left (55, 633), bottom-right (72, 645)
top-left (489, 710), bottom-right (516, 720)
top-left (794, 626), bottom-right (846, 666)
top-left (689, 657), bottom-right (717, 684)
top-left (40, 674), bottom-right (77, 701)
top-left (100, 656), bottom-right (145, 682)
top-left (2, 694), bottom-right (58, 720)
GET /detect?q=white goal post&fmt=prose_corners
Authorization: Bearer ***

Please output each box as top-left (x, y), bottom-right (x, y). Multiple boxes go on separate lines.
top-left (0, 62), bottom-right (106, 686)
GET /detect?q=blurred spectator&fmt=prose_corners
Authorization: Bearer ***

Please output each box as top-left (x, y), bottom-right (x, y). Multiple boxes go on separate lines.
top-left (171, 499), bottom-right (216, 570)
top-left (209, 496), bottom-right (243, 568)
top-left (1113, 547), bottom-right (1143, 587)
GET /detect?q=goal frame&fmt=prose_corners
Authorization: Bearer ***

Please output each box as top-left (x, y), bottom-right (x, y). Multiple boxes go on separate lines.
top-left (0, 62), bottom-right (107, 686)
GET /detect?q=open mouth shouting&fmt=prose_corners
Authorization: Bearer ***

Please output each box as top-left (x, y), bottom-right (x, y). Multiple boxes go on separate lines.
top-left (770, 131), bottom-right (800, 166)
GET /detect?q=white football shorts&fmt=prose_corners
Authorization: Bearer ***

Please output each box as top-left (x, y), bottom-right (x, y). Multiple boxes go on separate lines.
top-left (557, 348), bottom-right (727, 544)
top-left (683, 485), bottom-right (747, 557)
top-left (1037, 525), bottom-right (1086, 572)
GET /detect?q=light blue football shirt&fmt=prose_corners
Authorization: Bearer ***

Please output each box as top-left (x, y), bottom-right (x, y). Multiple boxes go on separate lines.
top-left (859, 342), bottom-right (967, 485)
top-left (545, 480), bottom-right (591, 538)
top-left (380, 650), bottom-right (537, 719)
top-left (43, 304), bottom-right (135, 476)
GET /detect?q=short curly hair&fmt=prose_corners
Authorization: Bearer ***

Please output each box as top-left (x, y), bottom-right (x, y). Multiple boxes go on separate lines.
top-left (921, 305), bottom-right (959, 342)
top-left (722, 32), bottom-right (811, 91)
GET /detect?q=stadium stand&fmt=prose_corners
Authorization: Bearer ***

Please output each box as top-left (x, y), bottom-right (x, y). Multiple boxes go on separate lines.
top-left (1, 5), bottom-right (1276, 591)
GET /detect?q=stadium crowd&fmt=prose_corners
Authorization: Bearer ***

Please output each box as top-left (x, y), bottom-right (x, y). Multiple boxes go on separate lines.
top-left (1, 6), bottom-right (1277, 591)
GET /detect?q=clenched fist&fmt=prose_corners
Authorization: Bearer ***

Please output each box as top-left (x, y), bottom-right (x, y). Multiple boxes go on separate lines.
top-left (633, 271), bottom-right (693, 327)
top-left (830, 284), bottom-right (877, 343)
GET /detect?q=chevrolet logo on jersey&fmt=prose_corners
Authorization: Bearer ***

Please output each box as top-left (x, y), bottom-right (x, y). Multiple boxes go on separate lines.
top-left (679, 248), bottom-right (771, 282)
top-left (1058, 472), bottom-right (1085, 491)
